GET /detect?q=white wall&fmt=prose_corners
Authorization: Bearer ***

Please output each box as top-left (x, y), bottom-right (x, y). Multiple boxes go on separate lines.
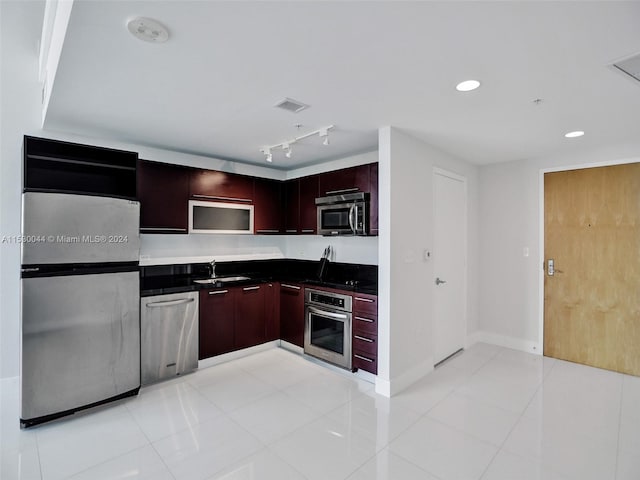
top-left (377, 127), bottom-right (479, 396)
top-left (0, 0), bottom-right (46, 379)
top-left (478, 142), bottom-right (640, 353)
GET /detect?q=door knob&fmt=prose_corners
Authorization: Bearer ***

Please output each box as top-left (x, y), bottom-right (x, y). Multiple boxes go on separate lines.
top-left (435, 277), bottom-right (447, 285)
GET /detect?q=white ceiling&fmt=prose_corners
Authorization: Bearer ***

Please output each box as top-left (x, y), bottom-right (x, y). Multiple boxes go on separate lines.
top-left (45, 1), bottom-right (640, 169)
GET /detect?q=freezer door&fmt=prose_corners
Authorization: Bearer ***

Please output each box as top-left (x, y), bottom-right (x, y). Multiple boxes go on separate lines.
top-left (21, 271), bottom-right (140, 422)
top-left (140, 292), bottom-right (199, 385)
top-left (22, 192), bottom-right (140, 265)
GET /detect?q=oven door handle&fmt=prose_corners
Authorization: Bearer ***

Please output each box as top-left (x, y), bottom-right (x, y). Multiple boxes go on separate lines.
top-left (308, 306), bottom-right (349, 321)
top-left (348, 203), bottom-right (356, 234)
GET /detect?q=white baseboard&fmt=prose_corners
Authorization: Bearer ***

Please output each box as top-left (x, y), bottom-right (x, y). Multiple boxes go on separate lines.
top-left (467, 331), bottom-right (541, 356)
top-left (375, 357), bottom-right (434, 398)
top-left (198, 340), bottom-right (280, 369)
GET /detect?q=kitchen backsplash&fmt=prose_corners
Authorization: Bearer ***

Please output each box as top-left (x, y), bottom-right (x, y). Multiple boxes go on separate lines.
top-left (140, 233), bottom-right (378, 265)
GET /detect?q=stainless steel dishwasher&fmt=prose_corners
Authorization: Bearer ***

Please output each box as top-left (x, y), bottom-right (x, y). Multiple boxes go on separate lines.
top-left (140, 291), bottom-right (199, 385)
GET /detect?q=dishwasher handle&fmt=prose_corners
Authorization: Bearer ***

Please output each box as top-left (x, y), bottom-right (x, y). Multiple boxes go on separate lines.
top-left (146, 298), bottom-right (195, 308)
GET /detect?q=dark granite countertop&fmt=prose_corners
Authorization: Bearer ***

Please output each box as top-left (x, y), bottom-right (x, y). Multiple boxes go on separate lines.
top-left (140, 259), bottom-right (378, 297)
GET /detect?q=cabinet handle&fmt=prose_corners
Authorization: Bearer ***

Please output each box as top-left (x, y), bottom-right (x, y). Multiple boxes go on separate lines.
top-left (192, 194), bottom-right (252, 203)
top-left (256, 229), bottom-right (280, 233)
top-left (354, 354), bottom-right (374, 363)
top-left (285, 229), bottom-right (297, 233)
top-left (301, 229), bottom-right (315, 233)
top-left (146, 298), bottom-right (194, 308)
top-left (354, 316), bottom-right (374, 323)
top-left (281, 284), bottom-right (300, 290)
top-left (354, 297), bottom-right (374, 303)
top-left (208, 290), bottom-right (229, 295)
top-left (326, 187), bottom-right (359, 195)
top-left (141, 227), bottom-right (187, 232)
top-left (354, 335), bottom-right (374, 343)
top-left (243, 286), bottom-right (260, 291)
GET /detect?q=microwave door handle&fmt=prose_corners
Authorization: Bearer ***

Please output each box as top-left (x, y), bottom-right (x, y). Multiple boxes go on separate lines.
top-left (348, 203), bottom-right (356, 234)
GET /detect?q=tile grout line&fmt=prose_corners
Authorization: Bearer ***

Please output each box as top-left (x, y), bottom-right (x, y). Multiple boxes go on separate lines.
top-left (613, 375), bottom-right (625, 480)
top-left (125, 402), bottom-right (178, 480)
top-left (476, 355), bottom-right (559, 480)
top-left (34, 429), bottom-right (44, 480)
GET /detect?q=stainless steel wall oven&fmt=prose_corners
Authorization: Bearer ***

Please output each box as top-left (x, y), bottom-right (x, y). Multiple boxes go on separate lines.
top-left (304, 288), bottom-right (352, 369)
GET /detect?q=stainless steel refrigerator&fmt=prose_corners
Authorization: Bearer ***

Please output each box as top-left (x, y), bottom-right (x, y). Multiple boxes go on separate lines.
top-left (20, 192), bottom-right (141, 427)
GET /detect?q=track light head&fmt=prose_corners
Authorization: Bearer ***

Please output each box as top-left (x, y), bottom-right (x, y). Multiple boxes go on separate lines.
top-left (261, 147), bottom-right (272, 163)
top-left (319, 127), bottom-right (330, 146)
top-left (282, 143), bottom-right (292, 158)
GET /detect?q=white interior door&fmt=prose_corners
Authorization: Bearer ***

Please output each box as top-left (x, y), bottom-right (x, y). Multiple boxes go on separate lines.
top-left (433, 169), bottom-right (467, 364)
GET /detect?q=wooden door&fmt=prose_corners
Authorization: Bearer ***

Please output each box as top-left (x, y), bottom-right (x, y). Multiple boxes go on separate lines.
top-left (318, 164), bottom-right (370, 196)
top-left (254, 177), bottom-right (283, 234)
top-left (433, 170), bottom-right (467, 364)
top-left (137, 160), bottom-right (190, 234)
top-left (190, 169), bottom-right (254, 201)
top-left (544, 163), bottom-right (640, 375)
top-left (299, 175), bottom-right (319, 234)
top-left (265, 282), bottom-right (281, 341)
top-left (235, 285), bottom-right (266, 349)
top-left (199, 288), bottom-right (236, 359)
top-left (280, 283), bottom-right (304, 347)
top-left (283, 179), bottom-right (299, 233)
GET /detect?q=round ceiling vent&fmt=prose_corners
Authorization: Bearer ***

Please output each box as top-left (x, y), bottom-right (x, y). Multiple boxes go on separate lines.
top-left (127, 17), bottom-right (169, 43)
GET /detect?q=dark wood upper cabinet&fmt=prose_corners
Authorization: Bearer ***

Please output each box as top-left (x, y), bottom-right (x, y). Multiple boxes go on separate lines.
top-left (299, 175), bottom-right (319, 234)
top-left (138, 160), bottom-right (190, 234)
top-left (253, 177), bottom-right (283, 234)
top-left (283, 179), bottom-right (300, 234)
top-left (369, 162), bottom-right (379, 236)
top-left (234, 285), bottom-right (266, 350)
top-left (199, 288), bottom-right (237, 359)
top-left (190, 169), bottom-right (254, 202)
top-left (318, 164), bottom-right (370, 196)
top-left (280, 283), bottom-right (304, 347)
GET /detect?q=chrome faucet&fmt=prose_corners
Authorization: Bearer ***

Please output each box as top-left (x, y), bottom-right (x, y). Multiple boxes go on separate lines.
top-left (209, 260), bottom-right (216, 278)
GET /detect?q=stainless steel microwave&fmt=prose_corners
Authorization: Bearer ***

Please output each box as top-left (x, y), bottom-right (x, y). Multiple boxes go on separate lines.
top-left (316, 192), bottom-right (369, 236)
top-left (188, 200), bottom-right (254, 234)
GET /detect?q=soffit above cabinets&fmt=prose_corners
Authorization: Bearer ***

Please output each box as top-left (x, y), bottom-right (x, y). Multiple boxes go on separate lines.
top-left (43, 1), bottom-right (640, 169)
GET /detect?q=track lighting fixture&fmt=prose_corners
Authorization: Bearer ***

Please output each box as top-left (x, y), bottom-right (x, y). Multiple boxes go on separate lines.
top-left (260, 125), bottom-right (334, 162)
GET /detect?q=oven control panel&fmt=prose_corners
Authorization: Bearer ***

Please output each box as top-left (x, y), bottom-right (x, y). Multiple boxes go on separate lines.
top-left (305, 288), bottom-right (352, 312)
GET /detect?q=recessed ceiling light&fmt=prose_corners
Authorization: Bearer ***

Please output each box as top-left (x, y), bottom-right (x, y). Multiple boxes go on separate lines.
top-left (456, 80), bottom-right (481, 92)
top-left (127, 17), bottom-right (169, 43)
top-left (564, 130), bottom-right (585, 138)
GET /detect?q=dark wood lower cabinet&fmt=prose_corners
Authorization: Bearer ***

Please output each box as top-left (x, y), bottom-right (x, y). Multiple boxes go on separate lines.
top-left (234, 285), bottom-right (266, 349)
top-left (199, 283), bottom-right (278, 359)
top-left (352, 293), bottom-right (378, 374)
top-left (199, 288), bottom-right (237, 359)
top-left (279, 283), bottom-right (304, 347)
top-left (265, 282), bottom-right (280, 341)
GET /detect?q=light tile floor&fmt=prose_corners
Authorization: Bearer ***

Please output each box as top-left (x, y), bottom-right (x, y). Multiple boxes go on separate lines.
top-left (2, 344), bottom-right (639, 480)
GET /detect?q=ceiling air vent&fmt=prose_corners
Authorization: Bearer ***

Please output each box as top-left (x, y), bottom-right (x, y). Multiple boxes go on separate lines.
top-left (275, 98), bottom-right (309, 113)
top-left (612, 53), bottom-right (640, 83)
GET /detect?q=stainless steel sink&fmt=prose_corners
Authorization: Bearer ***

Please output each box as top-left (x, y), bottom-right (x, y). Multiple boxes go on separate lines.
top-left (193, 276), bottom-right (251, 284)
